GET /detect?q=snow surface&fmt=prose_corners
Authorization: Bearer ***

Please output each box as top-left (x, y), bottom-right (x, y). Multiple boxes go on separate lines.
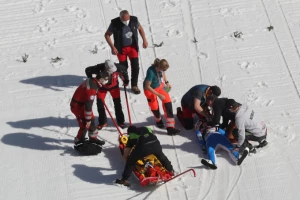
top-left (1, 0), bottom-right (300, 199)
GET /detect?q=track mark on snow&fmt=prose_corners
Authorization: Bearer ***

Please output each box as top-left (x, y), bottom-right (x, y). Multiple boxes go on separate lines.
top-left (261, 0), bottom-right (300, 99)
top-left (226, 167), bottom-right (243, 200)
top-left (239, 61), bottom-right (260, 73)
top-left (256, 81), bottom-right (268, 88)
top-left (64, 6), bottom-right (89, 19)
top-left (219, 8), bottom-right (242, 17)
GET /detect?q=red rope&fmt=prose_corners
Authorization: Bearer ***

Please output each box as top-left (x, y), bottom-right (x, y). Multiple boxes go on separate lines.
top-left (124, 86), bottom-right (132, 126)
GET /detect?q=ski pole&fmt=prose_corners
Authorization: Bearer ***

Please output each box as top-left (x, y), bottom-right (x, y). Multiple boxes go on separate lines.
top-left (164, 168), bottom-right (196, 183)
top-left (124, 86), bottom-right (132, 126)
top-left (102, 99), bottom-right (123, 137)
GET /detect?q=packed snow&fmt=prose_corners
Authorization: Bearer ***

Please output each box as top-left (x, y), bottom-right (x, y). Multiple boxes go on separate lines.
top-left (1, 0), bottom-right (300, 199)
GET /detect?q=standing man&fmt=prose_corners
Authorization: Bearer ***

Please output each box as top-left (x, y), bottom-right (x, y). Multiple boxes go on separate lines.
top-left (85, 60), bottom-right (129, 130)
top-left (104, 10), bottom-right (148, 94)
top-left (177, 85), bottom-right (221, 130)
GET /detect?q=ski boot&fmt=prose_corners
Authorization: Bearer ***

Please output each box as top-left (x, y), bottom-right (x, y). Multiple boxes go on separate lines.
top-left (237, 147), bottom-right (249, 165)
top-left (201, 159), bottom-right (217, 169)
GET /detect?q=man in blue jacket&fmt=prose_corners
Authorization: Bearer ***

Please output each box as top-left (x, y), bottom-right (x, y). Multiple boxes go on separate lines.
top-left (177, 85), bottom-right (221, 130)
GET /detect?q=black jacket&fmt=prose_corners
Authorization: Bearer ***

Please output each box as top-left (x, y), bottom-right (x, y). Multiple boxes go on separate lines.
top-left (111, 16), bottom-right (139, 52)
top-left (207, 98), bottom-right (235, 128)
top-left (85, 63), bottom-right (129, 90)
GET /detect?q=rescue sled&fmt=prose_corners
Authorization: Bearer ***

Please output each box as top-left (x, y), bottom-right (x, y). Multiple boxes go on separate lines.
top-left (119, 135), bottom-right (195, 186)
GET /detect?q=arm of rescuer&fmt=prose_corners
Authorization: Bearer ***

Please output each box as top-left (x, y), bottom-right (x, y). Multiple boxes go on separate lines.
top-left (84, 78), bottom-right (99, 128)
top-left (85, 63), bottom-right (106, 78)
top-left (235, 117), bottom-right (246, 148)
top-left (207, 102), bottom-right (222, 126)
top-left (193, 91), bottom-right (211, 120)
top-left (122, 135), bottom-right (138, 161)
top-left (144, 69), bottom-right (165, 100)
top-left (115, 63), bottom-right (129, 85)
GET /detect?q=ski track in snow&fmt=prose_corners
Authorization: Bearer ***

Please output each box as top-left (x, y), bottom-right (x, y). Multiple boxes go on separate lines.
top-left (1, 0), bottom-right (300, 199)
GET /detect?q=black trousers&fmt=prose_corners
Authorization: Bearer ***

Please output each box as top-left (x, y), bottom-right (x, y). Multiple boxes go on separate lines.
top-left (97, 97), bottom-right (125, 125)
top-left (122, 141), bottom-right (173, 180)
top-left (120, 57), bottom-right (139, 87)
top-left (233, 129), bottom-right (267, 151)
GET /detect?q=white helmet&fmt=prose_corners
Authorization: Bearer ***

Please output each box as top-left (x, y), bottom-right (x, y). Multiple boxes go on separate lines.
top-left (105, 60), bottom-right (117, 74)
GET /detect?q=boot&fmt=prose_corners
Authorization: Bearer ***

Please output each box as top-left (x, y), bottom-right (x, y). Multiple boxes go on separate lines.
top-left (156, 119), bottom-right (165, 128)
top-left (118, 123), bottom-right (127, 129)
top-left (201, 159), bottom-right (217, 169)
top-left (237, 147), bottom-right (249, 165)
top-left (257, 140), bottom-right (268, 148)
top-left (115, 179), bottom-right (130, 187)
top-left (97, 123), bottom-right (107, 130)
top-left (131, 86), bottom-right (141, 94)
top-left (166, 127), bottom-right (180, 135)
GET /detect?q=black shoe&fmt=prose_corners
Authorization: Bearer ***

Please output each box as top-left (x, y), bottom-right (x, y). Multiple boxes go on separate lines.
top-left (257, 140), bottom-right (268, 148)
top-left (237, 147), bottom-right (249, 165)
top-left (89, 137), bottom-right (105, 146)
top-left (201, 159), bottom-right (217, 169)
top-left (115, 179), bottom-right (130, 187)
top-left (131, 86), bottom-right (141, 94)
top-left (97, 123), bottom-right (107, 130)
top-left (118, 123), bottom-right (127, 129)
top-left (167, 127), bottom-right (180, 135)
top-left (249, 147), bottom-right (257, 154)
top-left (156, 119), bottom-right (165, 128)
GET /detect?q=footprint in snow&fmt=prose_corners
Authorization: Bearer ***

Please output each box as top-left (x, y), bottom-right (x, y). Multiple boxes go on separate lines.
top-left (256, 81), bottom-right (268, 88)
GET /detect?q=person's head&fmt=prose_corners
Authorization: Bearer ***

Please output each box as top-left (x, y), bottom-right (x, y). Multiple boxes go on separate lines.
top-left (225, 99), bottom-right (240, 112)
top-left (127, 126), bottom-right (138, 134)
top-left (153, 58), bottom-right (169, 72)
top-left (208, 85), bottom-right (221, 97)
top-left (104, 60), bottom-right (117, 75)
top-left (205, 94), bottom-right (217, 107)
top-left (119, 10), bottom-right (130, 24)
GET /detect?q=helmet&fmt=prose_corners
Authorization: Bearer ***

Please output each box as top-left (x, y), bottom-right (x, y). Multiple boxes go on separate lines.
top-left (104, 60), bottom-right (117, 74)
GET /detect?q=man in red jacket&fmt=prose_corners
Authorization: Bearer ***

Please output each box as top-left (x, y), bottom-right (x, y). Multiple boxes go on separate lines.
top-left (70, 76), bottom-right (106, 154)
top-left (85, 60), bottom-right (129, 130)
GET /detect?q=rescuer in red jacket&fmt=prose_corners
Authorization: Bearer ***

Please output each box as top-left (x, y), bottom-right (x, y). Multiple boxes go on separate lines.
top-left (85, 60), bottom-right (129, 130)
top-left (70, 76), bottom-right (106, 147)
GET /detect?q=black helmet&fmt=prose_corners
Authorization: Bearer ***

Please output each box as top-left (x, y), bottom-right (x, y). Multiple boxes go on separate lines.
top-left (210, 86), bottom-right (221, 96)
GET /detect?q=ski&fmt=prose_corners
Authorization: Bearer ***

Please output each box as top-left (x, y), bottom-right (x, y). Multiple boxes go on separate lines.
top-left (163, 168), bottom-right (196, 184)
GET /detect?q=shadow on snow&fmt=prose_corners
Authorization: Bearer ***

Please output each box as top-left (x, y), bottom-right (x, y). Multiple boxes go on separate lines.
top-left (20, 75), bottom-right (85, 91)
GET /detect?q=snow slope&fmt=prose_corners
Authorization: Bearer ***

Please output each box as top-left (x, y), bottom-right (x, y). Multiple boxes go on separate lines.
top-left (1, 0), bottom-right (300, 199)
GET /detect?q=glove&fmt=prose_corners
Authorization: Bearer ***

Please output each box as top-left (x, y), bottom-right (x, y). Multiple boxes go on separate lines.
top-left (123, 80), bottom-right (129, 86)
top-left (194, 120), bottom-right (202, 131)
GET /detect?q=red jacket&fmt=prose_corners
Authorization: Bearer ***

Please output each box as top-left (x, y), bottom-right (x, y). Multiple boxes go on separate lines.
top-left (71, 78), bottom-right (100, 121)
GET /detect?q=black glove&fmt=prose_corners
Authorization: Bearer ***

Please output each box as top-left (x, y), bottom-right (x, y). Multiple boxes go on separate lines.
top-left (123, 80), bottom-right (129, 86)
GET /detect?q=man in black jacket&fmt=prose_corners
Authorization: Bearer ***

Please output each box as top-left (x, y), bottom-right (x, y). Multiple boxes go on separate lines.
top-left (115, 126), bottom-right (174, 186)
top-left (104, 10), bottom-right (148, 95)
top-left (85, 60), bottom-right (129, 129)
top-left (205, 96), bottom-right (236, 141)
top-left (206, 97), bottom-right (235, 129)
